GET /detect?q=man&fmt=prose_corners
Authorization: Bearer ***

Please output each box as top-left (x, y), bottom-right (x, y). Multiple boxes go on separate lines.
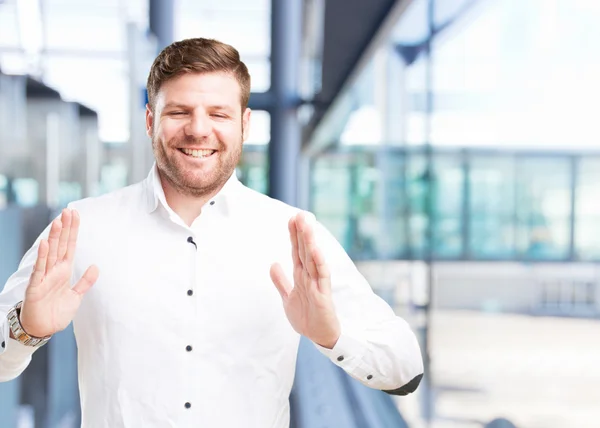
top-left (0, 38), bottom-right (423, 427)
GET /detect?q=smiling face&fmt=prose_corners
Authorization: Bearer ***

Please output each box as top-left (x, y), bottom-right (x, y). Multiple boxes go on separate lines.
top-left (146, 71), bottom-right (251, 198)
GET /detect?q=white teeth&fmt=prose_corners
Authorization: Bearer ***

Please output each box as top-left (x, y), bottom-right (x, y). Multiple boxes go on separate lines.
top-left (181, 148), bottom-right (215, 158)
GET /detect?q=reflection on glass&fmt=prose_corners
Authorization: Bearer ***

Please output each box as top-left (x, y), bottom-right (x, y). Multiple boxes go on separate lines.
top-left (469, 156), bottom-right (515, 258)
top-left (576, 159), bottom-right (600, 260)
top-left (12, 178), bottom-right (38, 207)
top-left (238, 146), bottom-right (268, 195)
top-left (515, 157), bottom-right (571, 259)
top-left (432, 155), bottom-right (464, 257)
top-left (0, 174), bottom-right (7, 209)
top-left (310, 148), bottom-right (600, 262)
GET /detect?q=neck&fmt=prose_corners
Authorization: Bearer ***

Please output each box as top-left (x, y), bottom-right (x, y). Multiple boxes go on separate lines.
top-left (158, 171), bottom-right (225, 226)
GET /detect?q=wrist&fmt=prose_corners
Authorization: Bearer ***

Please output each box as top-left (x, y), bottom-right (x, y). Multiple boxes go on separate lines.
top-left (315, 331), bottom-right (341, 350)
top-left (7, 301), bottom-right (51, 347)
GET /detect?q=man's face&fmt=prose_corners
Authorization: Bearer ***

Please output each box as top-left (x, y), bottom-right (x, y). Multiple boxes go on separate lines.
top-left (146, 72), bottom-right (251, 197)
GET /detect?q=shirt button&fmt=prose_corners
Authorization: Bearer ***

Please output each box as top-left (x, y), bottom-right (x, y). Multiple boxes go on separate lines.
top-left (367, 375), bottom-right (373, 380)
top-left (187, 289), bottom-right (193, 296)
top-left (210, 201), bottom-right (215, 205)
top-left (186, 345), bottom-right (193, 352)
top-left (337, 355), bottom-right (344, 362)
top-left (1, 341), bottom-right (4, 349)
top-left (185, 402), bottom-right (191, 409)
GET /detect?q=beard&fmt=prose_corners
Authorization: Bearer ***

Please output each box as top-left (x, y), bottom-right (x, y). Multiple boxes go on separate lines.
top-left (152, 132), bottom-right (243, 198)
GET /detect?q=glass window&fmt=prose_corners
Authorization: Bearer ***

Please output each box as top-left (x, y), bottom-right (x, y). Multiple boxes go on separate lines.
top-left (469, 155), bottom-right (516, 259)
top-left (515, 157), bottom-right (571, 259)
top-left (310, 154), bottom-right (354, 250)
top-left (376, 150), bottom-right (410, 259)
top-left (575, 157), bottom-right (600, 260)
top-left (238, 146), bottom-right (267, 195)
top-left (176, 0), bottom-right (271, 92)
top-left (405, 152), bottom-right (428, 257)
top-left (0, 2), bottom-right (21, 48)
top-left (12, 178), bottom-right (38, 207)
top-left (432, 154), bottom-right (464, 258)
top-left (0, 174), bottom-right (7, 209)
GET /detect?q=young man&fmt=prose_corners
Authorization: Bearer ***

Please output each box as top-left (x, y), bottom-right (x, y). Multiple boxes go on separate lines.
top-left (0, 38), bottom-right (423, 427)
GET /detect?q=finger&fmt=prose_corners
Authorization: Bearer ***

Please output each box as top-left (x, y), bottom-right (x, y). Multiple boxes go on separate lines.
top-left (288, 217), bottom-right (301, 269)
top-left (295, 213), bottom-right (307, 268)
top-left (29, 240), bottom-right (49, 288)
top-left (270, 263), bottom-right (292, 301)
top-left (311, 245), bottom-right (332, 294)
top-left (302, 222), bottom-right (319, 280)
top-left (65, 210), bottom-right (80, 262)
top-left (57, 209), bottom-right (72, 262)
top-left (46, 218), bottom-right (63, 272)
top-left (72, 265), bottom-right (99, 295)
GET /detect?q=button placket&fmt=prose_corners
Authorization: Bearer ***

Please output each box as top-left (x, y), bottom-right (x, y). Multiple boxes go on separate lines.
top-left (184, 234), bottom-right (198, 414)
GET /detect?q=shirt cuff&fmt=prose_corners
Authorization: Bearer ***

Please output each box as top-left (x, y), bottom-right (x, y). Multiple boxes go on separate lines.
top-left (1, 321), bottom-right (37, 362)
top-left (313, 331), bottom-right (368, 372)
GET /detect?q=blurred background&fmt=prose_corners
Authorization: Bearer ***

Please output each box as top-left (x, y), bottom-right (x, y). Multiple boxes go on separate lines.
top-left (1, 0), bottom-right (600, 427)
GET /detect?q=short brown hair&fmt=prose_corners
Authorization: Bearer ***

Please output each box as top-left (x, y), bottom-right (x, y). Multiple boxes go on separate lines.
top-left (146, 38), bottom-right (251, 112)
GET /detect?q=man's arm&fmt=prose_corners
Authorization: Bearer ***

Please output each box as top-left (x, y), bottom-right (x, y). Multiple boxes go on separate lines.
top-left (0, 238), bottom-right (44, 382)
top-left (311, 220), bottom-right (424, 394)
top-left (1, 209), bottom-right (98, 383)
top-left (270, 212), bottom-right (423, 394)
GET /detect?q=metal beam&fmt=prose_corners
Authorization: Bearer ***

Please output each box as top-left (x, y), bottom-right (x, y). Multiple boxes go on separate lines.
top-left (303, 0), bottom-right (414, 156)
top-left (247, 91), bottom-right (273, 112)
top-left (268, 0), bottom-right (303, 205)
top-left (149, 0), bottom-right (174, 52)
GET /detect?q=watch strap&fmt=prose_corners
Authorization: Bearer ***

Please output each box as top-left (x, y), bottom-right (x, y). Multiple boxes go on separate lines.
top-left (7, 301), bottom-right (51, 348)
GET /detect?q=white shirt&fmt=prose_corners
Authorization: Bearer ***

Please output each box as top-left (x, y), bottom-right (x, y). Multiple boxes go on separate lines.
top-left (0, 165), bottom-right (423, 428)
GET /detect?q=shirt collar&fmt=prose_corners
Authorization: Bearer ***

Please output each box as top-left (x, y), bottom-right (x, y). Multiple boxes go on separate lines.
top-left (144, 163), bottom-right (241, 217)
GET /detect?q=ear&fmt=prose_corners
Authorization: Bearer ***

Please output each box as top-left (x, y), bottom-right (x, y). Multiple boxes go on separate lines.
top-left (242, 108), bottom-right (252, 142)
top-left (145, 104), bottom-right (153, 138)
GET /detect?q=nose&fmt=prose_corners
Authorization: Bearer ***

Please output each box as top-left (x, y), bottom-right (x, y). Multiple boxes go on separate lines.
top-left (184, 112), bottom-right (211, 138)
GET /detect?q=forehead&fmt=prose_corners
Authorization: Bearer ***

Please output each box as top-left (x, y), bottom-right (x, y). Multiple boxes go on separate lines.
top-left (155, 72), bottom-right (241, 108)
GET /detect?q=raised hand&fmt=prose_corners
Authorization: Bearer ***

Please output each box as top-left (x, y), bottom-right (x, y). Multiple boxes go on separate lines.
top-left (19, 209), bottom-right (99, 339)
top-left (270, 212), bottom-right (341, 349)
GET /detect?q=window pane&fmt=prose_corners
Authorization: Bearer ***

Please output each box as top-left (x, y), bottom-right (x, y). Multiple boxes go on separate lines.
top-left (469, 155), bottom-right (516, 258)
top-left (515, 157), bottom-right (571, 259)
top-left (433, 154), bottom-right (464, 258)
top-left (575, 157), bottom-right (600, 260)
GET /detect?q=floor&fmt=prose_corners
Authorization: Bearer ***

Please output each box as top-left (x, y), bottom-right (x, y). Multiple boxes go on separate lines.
top-left (396, 310), bottom-right (600, 428)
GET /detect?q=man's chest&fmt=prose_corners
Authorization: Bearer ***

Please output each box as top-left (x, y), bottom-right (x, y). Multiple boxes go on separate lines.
top-left (74, 224), bottom-right (295, 356)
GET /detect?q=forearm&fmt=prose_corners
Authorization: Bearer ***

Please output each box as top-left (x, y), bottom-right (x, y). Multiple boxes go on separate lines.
top-left (316, 317), bottom-right (424, 392)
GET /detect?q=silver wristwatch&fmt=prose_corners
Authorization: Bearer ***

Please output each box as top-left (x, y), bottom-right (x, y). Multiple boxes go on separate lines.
top-left (7, 301), bottom-right (51, 348)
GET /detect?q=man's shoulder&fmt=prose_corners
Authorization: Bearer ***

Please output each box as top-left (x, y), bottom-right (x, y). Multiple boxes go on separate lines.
top-left (239, 184), bottom-right (302, 220)
top-left (67, 181), bottom-right (147, 217)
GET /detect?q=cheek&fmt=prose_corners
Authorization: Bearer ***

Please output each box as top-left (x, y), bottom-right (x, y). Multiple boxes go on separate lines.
top-left (156, 121), bottom-right (180, 142)
top-left (214, 124), bottom-right (241, 145)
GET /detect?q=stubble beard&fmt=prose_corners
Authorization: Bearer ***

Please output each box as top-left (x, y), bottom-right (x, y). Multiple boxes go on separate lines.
top-left (152, 133), bottom-right (243, 198)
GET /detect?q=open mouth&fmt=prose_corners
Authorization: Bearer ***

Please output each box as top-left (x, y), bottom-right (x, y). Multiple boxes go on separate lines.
top-left (178, 148), bottom-right (216, 159)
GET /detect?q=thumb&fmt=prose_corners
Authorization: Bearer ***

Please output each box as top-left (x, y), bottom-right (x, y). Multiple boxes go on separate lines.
top-left (270, 263), bottom-right (292, 301)
top-left (72, 265), bottom-right (100, 295)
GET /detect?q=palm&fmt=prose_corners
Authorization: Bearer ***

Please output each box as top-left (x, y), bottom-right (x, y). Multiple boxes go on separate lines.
top-left (21, 209), bottom-right (99, 338)
top-left (270, 213), bottom-right (340, 349)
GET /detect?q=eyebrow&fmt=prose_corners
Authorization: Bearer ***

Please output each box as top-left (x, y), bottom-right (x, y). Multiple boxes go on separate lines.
top-left (207, 105), bottom-right (235, 113)
top-left (162, 103), bottom-right (235, 113)
top-left (163, 103), bottom-right (192, 110)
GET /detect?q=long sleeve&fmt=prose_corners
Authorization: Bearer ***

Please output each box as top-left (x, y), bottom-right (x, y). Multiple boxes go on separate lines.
top-left (0, 227), bottom-right (49, 382)
top-left (312, 220), bottom-right (424, 395)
